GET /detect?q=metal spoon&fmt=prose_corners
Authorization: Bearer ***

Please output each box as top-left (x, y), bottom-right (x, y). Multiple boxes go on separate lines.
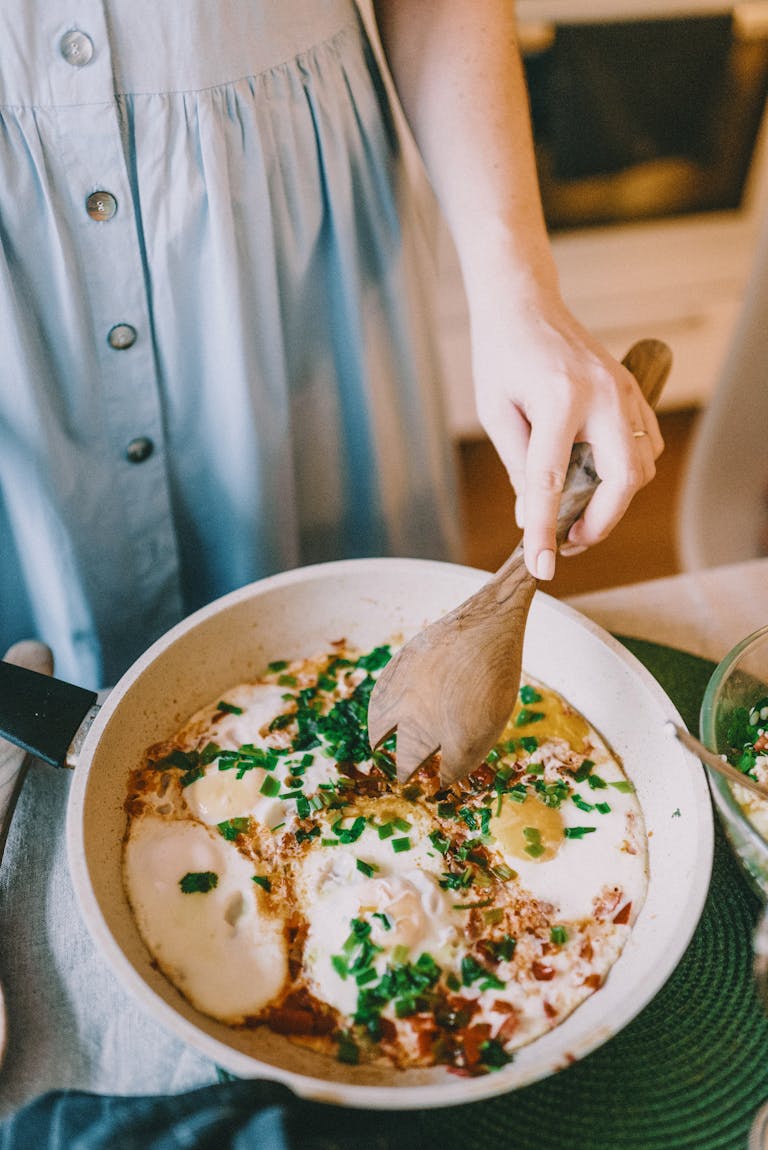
top-left (666, 721), bottom-right (768, 802)
top-left (0, 640), bottom-right (54, 1069)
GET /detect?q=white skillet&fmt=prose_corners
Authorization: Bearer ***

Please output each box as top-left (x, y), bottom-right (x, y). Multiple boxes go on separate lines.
top-left (0, 559), bottom-right (713, 1108)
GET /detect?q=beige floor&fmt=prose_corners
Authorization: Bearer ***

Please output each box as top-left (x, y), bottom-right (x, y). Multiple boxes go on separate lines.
top-left (456, 408), bottom-right (699, 599)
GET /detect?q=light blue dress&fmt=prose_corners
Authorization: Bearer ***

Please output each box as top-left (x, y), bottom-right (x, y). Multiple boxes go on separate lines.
top-left (0, 0), bottom-right (460, 689)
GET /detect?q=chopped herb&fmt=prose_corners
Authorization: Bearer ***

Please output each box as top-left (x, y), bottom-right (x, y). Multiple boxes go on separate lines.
top-left (392, 836), bottom-right (412, 853)
top-left (217, 817), bottom-right (250, 841)
top-left (564, 826), bottom-right (597, 839)
top-left (277, 674), bottom-right (297, 687)
top-left (295, 825), bottom-right (321, 844)
top-left (524, 842), bottom-right (546, 858)
top-left (515, 708), bottom-right (545, 727)
top-left (572, 759), bottom-right (595, 782)
top-left (491, 862), bottom-right (516, 881)
top-left (459, 807), bottom-right (478, 831)
top-left (336, 1031), bottom-right (360, 1065)
top-left (331, 955), bottom-right (348, 980)
top-left (572, 794), bottom-right (594, 813)
top-left (437, 801), bottom-right (458, 819)
top-left (356, 645), bottom-right (392, 671)
top-left (480, 1039), bottom-right (513, 1069)
top-left (519, 685), bottom-right (543, 704)
top-left (609, 780), bottom-right (635, 793)
top-left (587, 774), bottom-right (608, 790)
top-left (295, 794), bottom-right (311, 819)
top-left (332, 815), bottom-right (367, 844)
top-left (519, 736), bottom-right (539, 753)
top-left (393, 817), bottom-right (412, 833)
top-left (489, 935), bottom-right (516, 962)
top-left (179, 871), bottom-right (218, 894)
top-left (429, 830), bottom-right (451, 855)
top-left (446, 971), bottom-right (461, 992)
top-left (267, 660), bottom-right (288, 672)
top-left (259, 774), bottom-right (281, 797)
top-left (483, 908), bottom-right (504, 925)
top-left (180, 765), bottom-right (205, 788)
top-left (507, 784), bottom-right (527, 804)
top-left (356, 858), bottom-right (378, 877)
top-left (252, 875), bottom-right (272, 893)
top-left (550, 925), bottom-right (568, 945)
top-left (216, 700), bottom-right (243, 715)
top-left (523, 826), bottom-right (541, 843)
top-left (452, 898), bottom-right (494, 910)
top-left (372, 912), bottom-right (392, 931)
top-left (595, 802), bottom-right (612, 814)
top-left (377, 821), bottom-right (395, 840)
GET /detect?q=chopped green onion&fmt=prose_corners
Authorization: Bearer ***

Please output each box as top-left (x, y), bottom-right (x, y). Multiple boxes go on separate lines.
top-left (392, 836), bottom-right (412, 853)
top-left (393, 817), bottom-right (412, 833)
top-left (216, 700), bottom-right (243, 715)
top-left (260, 774), bottom-right (281, 797)
top-left (217, 817), bottom-right (250, 841)
top-left (267, 660), bottom-right (288, 672)
top-left (587, 774), bottom-right (608, 790)
top-left (331, 955), bottom-right (348, 980)
top-left (252, 875), bottom-right (272, 892)
top-left (524, 842), bottom-right (545, 858)
top-left (572, 794), bottom-right (594, 813)
top-left (519, 685), bottom-right (543, 704)
top-left (595, 802), bottom-right (612, 814)
top-left (550, 925), bottom-right (568, 945)
top-left (179, 871), bottom-right (218, 894)
top-left (356, 859), bottom-right (378, 877)
top-left (372, 912), bottom-right (392, 931)
top-left (429, 830), bottom-right (451, 855)
top-left (515, 708), bottom-right (545, 727)
top-left (564, 826), bottom-right (597, 839)
top-left (609, 780), bottom-right (635, 793)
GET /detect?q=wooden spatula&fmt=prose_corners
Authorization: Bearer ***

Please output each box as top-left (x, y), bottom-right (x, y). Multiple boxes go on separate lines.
top-left (367, 338), bottom-right (672, 786)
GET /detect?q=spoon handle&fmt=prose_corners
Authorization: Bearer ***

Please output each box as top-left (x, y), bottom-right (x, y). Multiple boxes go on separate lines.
top-left (492, 338), bottom-right (672, 600)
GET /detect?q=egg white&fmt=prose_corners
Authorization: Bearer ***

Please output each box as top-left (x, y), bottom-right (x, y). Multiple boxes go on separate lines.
top-left (124, 815), bottom-right (288, 1022)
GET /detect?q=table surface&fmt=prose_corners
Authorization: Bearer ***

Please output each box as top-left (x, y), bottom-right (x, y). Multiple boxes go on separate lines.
top-left (567, 556), bottom-right (768, 663)
top-left (1, 557), bottom-right (767, 1131)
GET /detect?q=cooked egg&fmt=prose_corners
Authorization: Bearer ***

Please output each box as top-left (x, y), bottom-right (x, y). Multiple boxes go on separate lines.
top-left (123, 815), bottom-right (288, 1021)
top-left (295, 816), bottom-right (461, 1015)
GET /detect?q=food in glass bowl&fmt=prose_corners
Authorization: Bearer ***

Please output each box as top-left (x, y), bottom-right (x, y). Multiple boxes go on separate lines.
top-left (700, 624), bottom-right (768, 894)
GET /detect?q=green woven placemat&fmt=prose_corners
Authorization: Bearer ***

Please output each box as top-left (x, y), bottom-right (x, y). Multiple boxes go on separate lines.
top-left (232, 640), bottom-right (768, 1150)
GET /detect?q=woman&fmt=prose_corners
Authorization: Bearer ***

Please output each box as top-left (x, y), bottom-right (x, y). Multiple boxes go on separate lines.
top-left (0, 0), bottom-right (661, 695)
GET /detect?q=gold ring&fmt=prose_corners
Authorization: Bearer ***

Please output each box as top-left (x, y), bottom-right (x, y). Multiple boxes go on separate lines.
top-left (632, 429), bottom-right (648, 438)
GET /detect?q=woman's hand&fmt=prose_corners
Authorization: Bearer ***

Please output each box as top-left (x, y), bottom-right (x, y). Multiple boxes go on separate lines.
top-left (470, 284), bottom-right (664, 580)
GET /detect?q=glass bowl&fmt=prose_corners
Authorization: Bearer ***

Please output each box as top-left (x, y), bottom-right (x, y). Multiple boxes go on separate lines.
top-left (700, 623), bottom-right (768, 899)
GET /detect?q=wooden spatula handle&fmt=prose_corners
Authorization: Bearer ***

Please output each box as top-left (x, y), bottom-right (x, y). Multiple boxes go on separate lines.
top-left (492, 337), bottom-right (672, 600)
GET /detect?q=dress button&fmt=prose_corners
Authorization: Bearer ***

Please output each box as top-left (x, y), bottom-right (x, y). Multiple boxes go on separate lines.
top-left (60, 30), bottom-right (94, 68)
top-left (107, 324), bottom-right (137, 350)
top-left (86, 191), bottom-right (117, 222)
top-left (125, 437), bottom-right (154, 464)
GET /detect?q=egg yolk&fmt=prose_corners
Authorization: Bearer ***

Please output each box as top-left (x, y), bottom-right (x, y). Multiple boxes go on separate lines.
top-left (507, 685), bottom-right (590, 753)
top-left (489, 792), bottom-right (564, 863)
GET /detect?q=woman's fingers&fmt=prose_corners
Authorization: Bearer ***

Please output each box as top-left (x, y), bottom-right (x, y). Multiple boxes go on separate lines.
top-left (566, 400), bottom-right (664, 549)
top-left (521, 414), bottom-right (579, 579)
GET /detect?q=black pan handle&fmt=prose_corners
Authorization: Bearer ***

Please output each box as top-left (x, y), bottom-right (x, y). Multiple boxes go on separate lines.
top-left (0, 660), bottom-right (98, 768)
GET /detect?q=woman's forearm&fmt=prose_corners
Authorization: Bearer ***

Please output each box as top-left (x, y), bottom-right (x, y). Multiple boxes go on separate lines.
top-left (372, 0), bottom-right (559, 305)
